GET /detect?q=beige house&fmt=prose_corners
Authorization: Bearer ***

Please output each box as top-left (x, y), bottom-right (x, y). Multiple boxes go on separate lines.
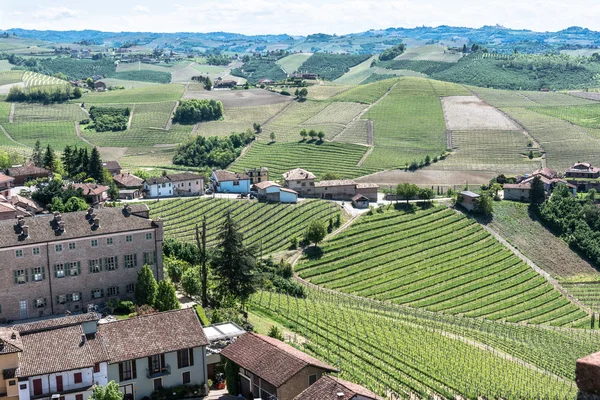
top-left (168, 173), bottom-right (205, 196)
top-left (282, 169), bottom-right (316, 197)
top-left (315, 180), bottom-right (357, 200)
top-left (71, 183), bottom-right (110, 204)
top-left (0, 204), bottom-right (163, 322)
top-left (244, 167), bottom-right (269, 185)
top-left (503, 183), bottom-right (531, 201)
top-left (220, 333), bottom-right (337, 400)
top-left (0, 174), bottom-right (14, 197)
top-left (0, 327), bottom-right (20, 400)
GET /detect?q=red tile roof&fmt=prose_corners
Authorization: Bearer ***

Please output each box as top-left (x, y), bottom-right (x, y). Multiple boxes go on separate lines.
top-left (531, 167), bottom-right (557, 179)
top-left (220, 333), bottom-right (337, 388)
top-left (6, 164), bottom-right (51, 178)
top-left (0, 327), bottom-right (22, 354)
top-left (14, 313), bottom-right (100, 334)
top-left (315, 180), bottom-right (356, 187)
top-left (0, 173), bottom-right (14, 184)
top-left (99, 308), bottom-right (208, 363)
top-left (254, 181), bottom-right (281, 190)
top-left (71, 183), bottom-right (109, 196)
top-left (113, 173), bottom-right (144, 188)
top-left (294, 375), bottom-right (383, 400)
top-left (213, 170), bottom-right (250, 182)
top-left (102, 161), bottom-right (121, 171)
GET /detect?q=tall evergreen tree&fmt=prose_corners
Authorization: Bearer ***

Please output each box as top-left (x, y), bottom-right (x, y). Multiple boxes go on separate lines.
top-left (62, 145), bottom-right (74, 176)
top-left (77, 148), bottom-right (89, 175)
top-left (154, 281), bottom-right (181, 312)
top-left (88, 147), bottom-right (104, 183)
top-left (135, 265), bottom-right (158, 306)
top-left (212, 213), bottom-right (257, 305)
top-left (32, 140), bottom-right (42, 167)
top-left (530, 175), bottom-right (546, 204)
top-left (43, 145), bottom-right (55, 171)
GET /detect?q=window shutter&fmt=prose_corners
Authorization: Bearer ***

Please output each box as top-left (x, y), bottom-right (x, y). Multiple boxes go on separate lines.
top-left (189, 348), bottom-right (194, 366)
top-left (177, 350), bottom-right (182, 369)
top-left (91, 290), bottom-right (94, 299)
top-left (118, 363), bottom-right (123, 382)
top-left (30, 268), bottom-right (34, 280)
top-left (42, 267), bottom-right (45, 280)
top-left (56, 296), bottom-right (60, 305)
top-left (100, 289), bottom-right (104, 298)
top-left (25, 269), bottom-right (28, 282)
top-left (132, 360), bottom-right (137, 379)
top-left (53, 264), bottom-right (57, 278)
top-left (13, 271), bottom-right (17, 284)
top-left (97, 259), bottom-right (101, 272)
top-left (147, 357), bottom-right (152, 372)
top-left (134, 254), bottom-right (138, 267)
top-left (115, 257), bottom-right (119, 269)
top-left (161, 354), bottom-right (165, 369)
top-left (89, 260), bottom-right (93, 274)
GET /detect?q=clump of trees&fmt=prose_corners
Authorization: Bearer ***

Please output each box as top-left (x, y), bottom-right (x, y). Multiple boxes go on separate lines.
top-left (135, 265), bottom-right (180, 312)
top-left (173, 130), bottom-right (254, 169)
top-left (7, 85), bottom-right (73, 103)
top-left (192, 75), bottom-right (213, 90)
top-left (379, 43), bottom-right (406, 61)
top-left (206, 55), bottom-right (231, 66)
top-left (88, 106), bottom-right (130, 132)
top-left (172, 99), bottom-right (224, 124)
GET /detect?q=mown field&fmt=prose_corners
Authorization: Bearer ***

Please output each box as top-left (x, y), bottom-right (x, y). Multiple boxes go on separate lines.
top-left (148, 197), bottom-right (340, 254)
top-left (232, 141), bottom-right (376, 179)
top-left (296, 206), bottom-right (589, 327)
top-left (251, 287), bottom-right (599, 399)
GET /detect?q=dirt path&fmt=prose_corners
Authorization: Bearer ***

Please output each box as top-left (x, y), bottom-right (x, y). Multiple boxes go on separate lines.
top-left (127, 104), bottom-right (135, 129)
top-left (164, 101), bottom-right (179, 131)
top-left (366, 120), bottom-right (374, 145)
top-left (263, 101), bottom-right (293, 127)
top-left (80, 104), bottom-right (90, 117)
top-left (0, 123), bottom-right (27, 146)
top-left (356, 145), bottom-right (373, 167)
top-left (8, 103), bottom-right (14, 123)
top-left (74, 122), bottom-right (94, 146)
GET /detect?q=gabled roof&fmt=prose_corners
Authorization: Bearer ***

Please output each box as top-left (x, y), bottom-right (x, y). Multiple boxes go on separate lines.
top-left (531, 167), bottom-right (557, 179)
top-left (294, 375), bottom-right (384, 400)
top-left (503, 183), bottom-right (531, 190)
top-left (254, 181), bottom-right (281, 190)
top-left (9, 195), bottom-right (42, 212)
top-left (6, 164), bottom-right (51, 178)
top-left (220, 333), bottom-right (337, 388)
top-left (282, 168), bottom-right (315, 181)
top-left (113, 173), bottom-right (144, 188)
top-left (315, 180), bottom-right (356, 187)
top-left (144, 176), bottom-right (171, 185)
top-left (168, 172), bottom-right (205, 182)
top-left (352, 194), bottom-right (369, 201)
top-left (212, 170), bottom-right (250, 182)
top-left (0, 202), bottom-right (16, 214)
top-left (461, 191), bottom-right (480, 198)
top-left (280, 188), bottom-right (298, 194)
top-left (356, 182), bottom-right (379, 189)
top-left (0, 173), bottom-right (15, 184)
top-left (71, 183), bottom-right (109, 196)
top-left (99, 308), bottom-right (208, 364)
top-left (102, 161), bottom-right (121, 171)
top-left (14, 313), bottom-right (100, 335)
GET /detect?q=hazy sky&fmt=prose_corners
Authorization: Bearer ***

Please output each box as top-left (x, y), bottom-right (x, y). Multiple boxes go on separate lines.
top-left (2, 0), bottom-right (600, 35)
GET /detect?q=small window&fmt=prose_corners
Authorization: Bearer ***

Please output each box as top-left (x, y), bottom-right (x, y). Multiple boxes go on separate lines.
top-left (8, 380), bottom-right (15, 387)
top-left (68, 262), bottom-right (81, 276)
top-left (76, 395), bottom-right (83, 400)
top-left (69, 292), bottom-right (81, 302)
top-left (106, 237), bottom-right (113, 245)
top-left (32, 247), bottom-right (40, 255)
top-left (107, 286), bottom-right (119, 297)
top-left (32, 267), bottom-right (44, 282)
top-left (94, 363), bottom-right (101, 373)
top-left (89, 259), bottom-right (102, 273)
top-left (55, 244), bottom-right (63, 253)
top-left (308, 374), bottom-right (318, 386)
top-left (69, 242), bottom-right (76, 250)
top-left (15, 249), bottom-right (23, 258)
top-left (146, 232), bottom-right (153, 240)
top-left (153, 378), bottom-right (162, 391)
top-left (15, 269), bottom-right (27, 284)
top-left (91, 289), bottom-right (103, 299)
top-left (74, 372), bottom-right (82, 384)
top-left (182, 371), bottom-right (191, 385)
top-left (233, 181), bottom-right (239, 186)
top-left (143, 252), bottom-right (156, 266)
top-left (105, 257), bottom-right (117, 271)
top-left (126, 235), bottom-right (133, 243)
top-left (126, 283), bottom-right (135, 293)
top-left (124, 254), bottom-right (137, 268)
top-left (35, 298), bottom-right (46, 308)
top-left (57, 295), bottom-right (67, 304)
top-left (91, 239), bottom-right (98, 248)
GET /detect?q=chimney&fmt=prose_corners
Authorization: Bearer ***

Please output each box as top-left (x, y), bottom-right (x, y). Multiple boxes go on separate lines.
top-left (54, 213), bottom-right (62, 222)
top-left (57, 221), bottom-right (65, 232)
top-left (18, 217), bottom-right (25, 227)
top-left (90, 213), bottom-right (97, 220)
top-left (80, 334), bottom-right (86, 345)
top-left (22, 225), bottom-right (29, 237)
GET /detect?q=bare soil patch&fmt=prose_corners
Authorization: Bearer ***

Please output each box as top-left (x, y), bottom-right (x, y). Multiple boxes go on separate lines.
top-left (0, 82), bottom-right (24, 95)
top-left (182, 88), bottom-right (292, 108)
top-left (567, 91), bottom-right (600, 101)
top-left (355, 169), bottom-right (496, 187)
top-left (442, 96), bottom-right (520, 131)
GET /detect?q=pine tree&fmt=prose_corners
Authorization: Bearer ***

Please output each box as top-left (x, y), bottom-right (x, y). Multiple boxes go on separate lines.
top-left (135, 265), bottom-right (158, 306)
top-left (530, 175), bottom-right (546, 204)
top-left (77, 148), bottom-right (89, 175)
top-left (154, 281), bottom-right (181, 312)
top-left (32, 140), bottom-right (42, 167)
top-left (43, 145), bottom-right (55, 171)
top-left (212, 213), bottom-right (257, 305)
top-left (62, 145), bottom-right (73, 176)
top-left (88, 147), bottom-right (104, 183)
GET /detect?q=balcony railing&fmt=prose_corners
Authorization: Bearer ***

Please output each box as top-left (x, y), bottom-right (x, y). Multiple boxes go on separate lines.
top-left (146, 364), bottom-right (171, 379)
top-left (31, 383), bottom-right (94, 400)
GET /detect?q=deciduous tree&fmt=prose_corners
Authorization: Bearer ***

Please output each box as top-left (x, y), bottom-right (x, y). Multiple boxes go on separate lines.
top-left (154, 280), bottom-right (181, 312)
top-left (90, 381), bottom-right (123, 400)
top-left (304, 219), bottom-right (327, 247)
top-left (529, 175), bottom-right (546, 204)
top-left (135, 265), bottom-right (158, 306)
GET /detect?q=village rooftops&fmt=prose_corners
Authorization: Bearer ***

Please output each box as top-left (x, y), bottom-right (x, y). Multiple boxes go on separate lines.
top-left (167, 172), bottom-right (205, 182)
top-left (282, 168), bottom-right (316, 181)
top-left (113, 173), bottom-right (144, 188)
top-left (212, 170), bottom-right (250, 182)
top-left (315, 179), bottom-right (356, 187)
top-left (220, 332), bottom-right (337, 388)
top-left (98, 308), bottom-right (208, 364)
top-left (254, 181), bottom-right (281, 190)
top-left (102, 160), bottom-right (122, 171)
top-left (0, 327), bottom-right (23, 354)
top-left (0, 203), bottom-right (156, 249)
top-left (71, 183), bottom-right (110, 196)
top-left (531, 167), bottom-right (558, 179)
top-left (0, 173), bottom-right (15, 184)
top-left (6, 164), bottom-right (50, 177)
top-left (14, 312), bottom-right (100, 335)
top-left (144, 176), bottom-right (171, 185)
top-left (293, 375), bottom-right (384, 400)
top-left (567, 162), bottom-right (600, 173)
top-left (16, 324), bottom-right (107, 378)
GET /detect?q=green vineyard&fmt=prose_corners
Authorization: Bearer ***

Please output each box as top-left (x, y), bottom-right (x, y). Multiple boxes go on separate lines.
top-left (148, 197), bottom-right (340, 254)
top-left (296, 206), bottom-right (589, 327)
top-left (251, 287), bottom-right (600, 399)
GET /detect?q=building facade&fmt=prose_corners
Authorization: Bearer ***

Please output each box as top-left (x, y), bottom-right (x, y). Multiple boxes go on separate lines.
top-left (211, 170), bottom-right (251, 193)
top-left (143, 173), bottom-right (205, 198)
top-left (244, 167), bottom-right (269, 185)
top-left (0, 204), bottom-right (163, 322)
top-left (6, 165), bottom-right (51, 186)
top-left (282, 169), bottom-right (316, 197)
top-left (565, 162), bottom-right (600, 179)
top-left (0, 174), bottom-right (15, 197)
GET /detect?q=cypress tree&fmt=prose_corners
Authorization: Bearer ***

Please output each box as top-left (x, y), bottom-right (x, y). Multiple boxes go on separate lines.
top-left (43, 145), bottom-right (55, 171)
top-left (62, 145), bottom-right (73, 176)
top-left (32, 140), bottom-right (42, 167)
top-left (135, 265), bottom-right (158, 306)
top-left (88, 147), bottom-right (104, 183)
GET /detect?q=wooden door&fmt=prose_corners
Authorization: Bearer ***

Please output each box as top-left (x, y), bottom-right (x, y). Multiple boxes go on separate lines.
top-left (56, 375), bottom-right (63, 392)
top-left (32, 379), bottom-right (42, 396)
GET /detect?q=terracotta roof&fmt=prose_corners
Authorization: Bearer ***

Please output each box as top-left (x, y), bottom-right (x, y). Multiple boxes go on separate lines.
top-left (254, 181), bottom-right (281, 190)
top-left (113, 173), bottom-right (144, 188)
top-left (144, 176), bottom-right (171, 185)
top-left (283, 168), bottom-right (316, 181)
top-left (294, 375), bottom-right (383, 400)
top-left (0, 202), bottom-right (16, 214)
top-left (17, 325), bottom-right (97, 377)
top-left (531, 167), bottom-right (557, 179)
top-left (99, 308), bottom-right (208, 364)
top-left (503, 183), bottom-right (531, 190)
top-left (9, 195), bottom-right (42, 212)
top-left (14, 313), bottom-right (101, 335)
top-left (220, 333), bottom-right (337, 388)
top-left (213, 170), bottom-right (249, 182)
top-left (0, 203), bottom-right (154, 249)
top-left (567, 163), bottom-right (600, 173)
top-left (0, 173), bottom-right (14, 184)
top-left (102, 161), bottom-right (121, 171)
top-left (356, 183), bottom-right (379, 189)
top-left (6, 164), bottom-right (51, 178)
top-left (352, 194), bottom-right (369, 201)
top-left (71, 183), bottom-right (109, 196)
top-left (523, 175), bottom-right (552, 185)
top-left (168, 172), bottom-right (205, 182)
top-left (315, 180), bottom-right (356, 187)
top-left (0, 327), bottom-right (22, 354)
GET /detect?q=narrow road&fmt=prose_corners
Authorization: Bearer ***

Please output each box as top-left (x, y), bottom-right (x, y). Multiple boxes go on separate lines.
top-left (74, 122), bottom-right (94, 146)
top-left (127, 104), bottom-right (135, 129)
top-left (0, 123), bottom-right (27, 147)
top-left (8, 103), bottom-right (15, 123)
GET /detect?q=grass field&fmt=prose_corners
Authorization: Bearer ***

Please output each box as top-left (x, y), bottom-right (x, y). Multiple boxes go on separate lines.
top-left (97, 78), bottom-right (159, 89)
top-left (276, 53), bottom-right (312, 74)
top-left (0, 71), bottom-right (24, 86)
top-left (191, 64), bottom-right (228, 74)
top-left (232, 141), bottom-right (376, 179)
top-left (148, 197), bottom-right (340, 254)
top-left (331, 78), bottom-right (398, 104)
top-left (4, 121), bottom-right (87, 149)
top-left (251, 287), bottom-right (598, 399)
top-left (334, 57), bottom-right (377, 85)
top-left (0, 60), bottom-right (12, 72)
top-left (13, 103), bottom-right (88, 123)
top-left (530, 104), bottom-right (600, 129)
top-left (397, 44), bottom-right (464, 62)
top-left (81, 84), bottom-right (184, 103)
top-left (305, 84), bottom-right (352, 101)
top-left (110, 70), bottom-right (172, 84)
top-left (296, 206), bottom-right (589, 327)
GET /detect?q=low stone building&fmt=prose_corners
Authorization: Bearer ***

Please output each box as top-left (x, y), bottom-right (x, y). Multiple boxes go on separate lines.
top-left (71, 183), bottom-right (110, 204)
top-left (458, 191), bottom-right (480, 211)
top-left (315, 180), bottom-right (357, 200)
top-left (352, 194), bottom-right (370, 209)
top-left (0, 173), bottom-right (15, 196)
top-left (294, 375), bottom-right (383, 400)
top-left (282, 168), bottom-right (316, 197)
top-left (503, 183), bottom-right (531, 202)
top-left (113, 173), bottom-right (144, 200)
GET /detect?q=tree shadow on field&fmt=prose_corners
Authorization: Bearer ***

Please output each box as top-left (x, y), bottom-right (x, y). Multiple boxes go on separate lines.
top-left (303, 245), bottom-right (323, 260)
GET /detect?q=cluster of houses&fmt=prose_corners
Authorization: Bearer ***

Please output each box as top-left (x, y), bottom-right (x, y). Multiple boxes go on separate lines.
top-left (211, 167), bottom-right (378, 207)
top-left (502, 165), bottom-right (581, 202)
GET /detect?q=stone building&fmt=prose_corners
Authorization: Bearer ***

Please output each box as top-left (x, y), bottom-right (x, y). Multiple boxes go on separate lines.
top-left (282, 168), bottom-right (316, 197)
top-left (0, 204), bottom-right (163, 322)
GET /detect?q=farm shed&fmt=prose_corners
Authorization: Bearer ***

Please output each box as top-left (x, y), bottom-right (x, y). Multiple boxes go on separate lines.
top-left (315, 180), bottom-right (359, 200)
top-left (352, 194), bottom-right (370, 209)
top-left (94, 81), bottom-right (107, 91)
top-left (355, 182), bottom-right (379, 201)
top-left (254, 181), bottom-right (298, 203)
top-left (220, 332), bottom-right (337, 400)
top-left (459, 191), bottom-right (480, 211)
